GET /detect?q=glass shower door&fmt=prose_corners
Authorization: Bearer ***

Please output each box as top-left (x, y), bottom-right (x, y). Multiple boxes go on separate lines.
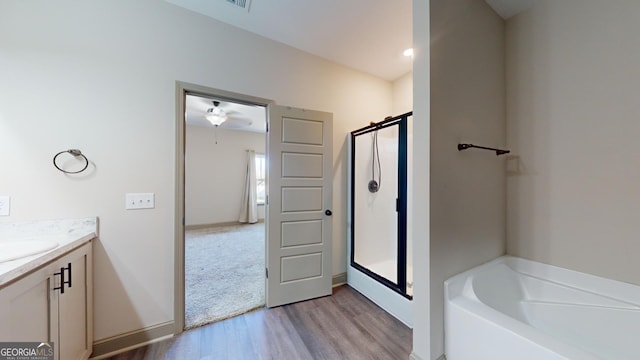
top-left (350, 113), bottom-right (409, 298)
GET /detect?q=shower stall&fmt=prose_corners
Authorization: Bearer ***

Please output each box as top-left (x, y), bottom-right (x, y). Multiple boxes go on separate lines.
top-left (347, 112), bottom-right (413, 326)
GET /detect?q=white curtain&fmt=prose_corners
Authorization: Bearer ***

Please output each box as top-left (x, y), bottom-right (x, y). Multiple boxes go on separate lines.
top-left (239, 150), bottom-right (258, 224)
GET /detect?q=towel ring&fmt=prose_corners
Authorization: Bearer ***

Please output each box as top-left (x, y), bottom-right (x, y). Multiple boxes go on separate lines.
top-left (53, 149), bottom-right (89, 174)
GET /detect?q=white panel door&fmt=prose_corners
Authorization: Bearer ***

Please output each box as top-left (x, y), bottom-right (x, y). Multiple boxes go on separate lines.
top-left (267, 105), bottom-right (333, 307)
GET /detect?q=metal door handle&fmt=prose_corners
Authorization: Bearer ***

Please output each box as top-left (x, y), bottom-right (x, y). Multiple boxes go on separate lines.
top-left (325, 210), bottom-right (332, 216)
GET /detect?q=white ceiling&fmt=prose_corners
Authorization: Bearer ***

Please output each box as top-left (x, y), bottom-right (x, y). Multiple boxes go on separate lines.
top-left (167, 0), bottom-right (536, 82)
top-left (484, 0), bottom-right (537, 19)
top-left (165, 0), bottom-right (413, 81)
top-left (177, 1), bottom-right (536, 129)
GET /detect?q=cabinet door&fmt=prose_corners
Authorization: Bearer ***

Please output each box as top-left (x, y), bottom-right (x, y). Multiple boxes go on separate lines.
top-left (0, 265), bottom-right (55, 343)
top-left (57, 243), bottom-right (92, 360)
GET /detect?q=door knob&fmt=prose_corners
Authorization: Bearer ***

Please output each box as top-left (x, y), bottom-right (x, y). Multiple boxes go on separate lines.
top-left (325, 210), bottom-right (332, 216)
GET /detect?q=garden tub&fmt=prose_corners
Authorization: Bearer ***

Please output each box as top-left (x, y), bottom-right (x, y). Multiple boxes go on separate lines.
top-left (444, 256), bottom-right (640, 359)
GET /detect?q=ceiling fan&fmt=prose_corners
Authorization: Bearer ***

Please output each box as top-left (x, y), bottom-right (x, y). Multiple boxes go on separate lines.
top-left (204, 100), bottom-right (253, 129)
top-left (205, 101), bottom-right (227, 126)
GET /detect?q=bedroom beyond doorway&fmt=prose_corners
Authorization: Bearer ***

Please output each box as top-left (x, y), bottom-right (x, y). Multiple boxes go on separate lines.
top-left (183, 92), bottom-right (267, 329)
top-left (184, 222), bottom-right (265, 329)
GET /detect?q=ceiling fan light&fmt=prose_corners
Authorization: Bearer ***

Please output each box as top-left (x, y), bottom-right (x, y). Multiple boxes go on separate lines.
top-left (206, 108), bottom-right (227, 126)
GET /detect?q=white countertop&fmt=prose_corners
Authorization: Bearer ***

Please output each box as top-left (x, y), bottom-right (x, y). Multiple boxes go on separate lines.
top-left (0, 217), bottom-right (97, 287)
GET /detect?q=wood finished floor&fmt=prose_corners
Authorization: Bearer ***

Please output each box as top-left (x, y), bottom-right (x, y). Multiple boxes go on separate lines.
top-left (105, 285), bottom-right (412, 360)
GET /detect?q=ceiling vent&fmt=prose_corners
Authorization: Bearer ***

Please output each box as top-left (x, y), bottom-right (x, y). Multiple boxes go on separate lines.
top-left (226, 0), bottom-right (251, 11)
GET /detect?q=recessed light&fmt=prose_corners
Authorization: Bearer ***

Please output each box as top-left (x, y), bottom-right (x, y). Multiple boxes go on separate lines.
top-left (403, 48), bottom-right (414, 57)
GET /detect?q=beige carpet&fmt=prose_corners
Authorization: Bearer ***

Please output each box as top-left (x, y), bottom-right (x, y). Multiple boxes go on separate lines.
top-left (185, 222), bottom-right (265, 329)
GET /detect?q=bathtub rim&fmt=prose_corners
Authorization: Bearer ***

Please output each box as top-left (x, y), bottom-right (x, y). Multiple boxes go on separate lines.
top-left (446, 255), bottom-right (640, 306)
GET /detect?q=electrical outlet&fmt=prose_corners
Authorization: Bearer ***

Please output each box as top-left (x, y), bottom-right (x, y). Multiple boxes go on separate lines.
top-left (125, 193), bottom-right (155, 210)
top-left (0, 196), bottom-right (10, 216)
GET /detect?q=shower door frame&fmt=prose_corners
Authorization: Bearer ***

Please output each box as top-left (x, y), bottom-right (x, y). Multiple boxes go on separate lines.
top-left (350, 111), bottom-right (412, 299)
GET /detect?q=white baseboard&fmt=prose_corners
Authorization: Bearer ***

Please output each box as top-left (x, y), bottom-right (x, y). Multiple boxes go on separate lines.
top-left (332, 272), bottom-right (347, 287)
top-left (185, 220), bottom-right (264, 230)
top-left (408, 352), bottom-right (445, 360)
top-left (90, 321), bottom-right (174, 359)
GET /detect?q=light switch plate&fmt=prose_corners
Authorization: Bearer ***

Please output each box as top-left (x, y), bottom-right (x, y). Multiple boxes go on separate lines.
top-left (0, 196), bottom-right (10, 216)
top-left (125, 193), bottom-right (155, 210)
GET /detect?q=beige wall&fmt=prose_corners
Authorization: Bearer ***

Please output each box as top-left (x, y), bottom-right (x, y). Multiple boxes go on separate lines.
top-left (506, 0), bottom-right (640, 286)
top-left (393, 71), bottom-right (414, 116)
top-left (0, 0), bottom-right (393, 342)
top-left (429, 0), bottom-right (506, 358)
top-left (185, 126), bottom-right (265, 226)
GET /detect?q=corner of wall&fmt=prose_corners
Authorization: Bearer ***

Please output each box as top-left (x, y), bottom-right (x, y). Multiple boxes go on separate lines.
top-left (429, 0), bottom-right (506, 357)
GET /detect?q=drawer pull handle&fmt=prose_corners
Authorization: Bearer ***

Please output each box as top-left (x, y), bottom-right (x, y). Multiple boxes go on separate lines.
top-left (54, 263), bottom-right (72, 294)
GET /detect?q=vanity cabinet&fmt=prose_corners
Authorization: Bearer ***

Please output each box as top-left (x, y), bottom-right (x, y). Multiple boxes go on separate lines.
top-left (0, 261), bottom-right (52, 342)
top-left (0, 241), bottom-right (93, 360)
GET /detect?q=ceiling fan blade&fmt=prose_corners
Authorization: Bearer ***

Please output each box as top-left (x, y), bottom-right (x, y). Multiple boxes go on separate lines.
top-left (220, 116), bottom-right (253, 129)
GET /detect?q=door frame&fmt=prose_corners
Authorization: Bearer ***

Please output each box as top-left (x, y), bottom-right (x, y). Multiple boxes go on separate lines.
top-left (174, 81), bottom-right (272, 334)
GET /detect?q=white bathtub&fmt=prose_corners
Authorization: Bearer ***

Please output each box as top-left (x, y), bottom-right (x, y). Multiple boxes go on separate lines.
top-left (444, 256), bottom-right (640, 360)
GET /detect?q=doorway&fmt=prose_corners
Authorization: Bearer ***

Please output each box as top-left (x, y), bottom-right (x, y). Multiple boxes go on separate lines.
top-left (183, 93), bottom-right (268, 329)
top-left (174, 82), bottom-right (272, 332)
top-left (174, 82), bottom-right (334, 333)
